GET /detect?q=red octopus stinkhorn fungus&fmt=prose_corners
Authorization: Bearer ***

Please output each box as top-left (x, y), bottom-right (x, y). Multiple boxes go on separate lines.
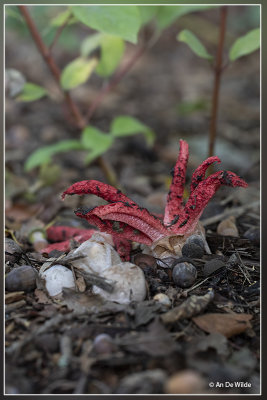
top-left (45, 140), bottom-right (247, 260)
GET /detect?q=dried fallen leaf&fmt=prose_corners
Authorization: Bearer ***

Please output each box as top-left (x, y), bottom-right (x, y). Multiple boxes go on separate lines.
top-left (61, 287), bottom-right (126, 314)
top-left (187, 332), bottom-right (230, 359)
top-left (118, 318), bottom-right (178, 357)
top-left (217, 215), bottom-right (239, 237)
top-left (160, 288), bottom-right (214, 325)
top-left (192, 312), bottom-right (252, 338)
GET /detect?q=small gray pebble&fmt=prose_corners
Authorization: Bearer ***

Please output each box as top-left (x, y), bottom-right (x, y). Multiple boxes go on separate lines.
top-left (5, 265), bottom-right (37, 292)
top-left (243, 227), bottom-right (260, 246)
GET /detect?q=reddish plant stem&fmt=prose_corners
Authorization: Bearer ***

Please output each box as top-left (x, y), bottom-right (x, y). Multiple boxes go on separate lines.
top-left (86, 44), bottom-right (147, 122)
top-left (18, 5), bottom-right (120, 187)
top-left (18, 5), bottom-right (85, 129)
top-left (208, 6), bottom-right (228, 158)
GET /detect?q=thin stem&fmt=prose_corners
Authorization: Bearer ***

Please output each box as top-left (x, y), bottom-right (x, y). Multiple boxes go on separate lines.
top-left (18, 5), bottom-right (85, 130)
top-left (208, 6), bottom-right (228, 158)
top-left (18, 5), bottom-right (120, 186)
top-left (85, 44), bottom-right (147, 122)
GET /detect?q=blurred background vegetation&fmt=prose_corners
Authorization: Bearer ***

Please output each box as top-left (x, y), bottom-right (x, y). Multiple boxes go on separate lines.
top-left (5, 5), bottom-right (260, 220)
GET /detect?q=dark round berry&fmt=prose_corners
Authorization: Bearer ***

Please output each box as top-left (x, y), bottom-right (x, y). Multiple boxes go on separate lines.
top-left (172, 262), bottom-right (197, 288)
top-left (185, 234), bottom-right (205, 249)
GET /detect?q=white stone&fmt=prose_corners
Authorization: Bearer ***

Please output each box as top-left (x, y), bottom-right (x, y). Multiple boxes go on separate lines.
top-left (93, 262), bottom-right (147, 304)
top-left (153, 293), bottom-right (171, 307)
top-left (71, 233), bottom-right (121, 274)
top-left (40, 264), bottom-right (75, 297)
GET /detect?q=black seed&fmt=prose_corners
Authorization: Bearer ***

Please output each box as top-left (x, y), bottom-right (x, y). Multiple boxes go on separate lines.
top-left (182, 243), bottom-right (204, 259)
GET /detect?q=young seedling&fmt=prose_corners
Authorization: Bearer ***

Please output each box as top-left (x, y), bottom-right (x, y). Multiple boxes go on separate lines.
top-left (47, 139), bottom-right (247, 260)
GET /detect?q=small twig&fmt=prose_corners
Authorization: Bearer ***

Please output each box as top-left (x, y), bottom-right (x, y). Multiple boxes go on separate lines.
top-left (208, 6), bottom-right (228, 158)
top-left (183, 276), bottom-right (212, 295)
top-left (201, 200), bottom-right (260, 227)
top-left (234, 248), bottom-right (253, 284)
top-left (75, 269), bottom-right (115, 293)
top-left (70, 265), bottom-right (78, 292)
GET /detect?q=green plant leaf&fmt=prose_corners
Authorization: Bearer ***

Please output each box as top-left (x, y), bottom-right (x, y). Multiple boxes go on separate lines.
top-left (50, 8), bottom-right (76, 26)
top-left (81, 33), bottom-right (125, 77)
top-left (111, 115), bottom-right (155, 146)
top-left (177, 29), bottom-right (213, 60)
top-left (71, 6), bottom-right (141, 44)
top-left (81, 126), bottom-right (114, 163)
top-left (138, 6), bottom-right (159, 24)
top-left (156, 6), bottom-right (213, 30)
top-left (25, 140), bottom-right (83, 171)
top-left (81, 33), bottom-right (103, 57)
top-left (229, 28), bottom-right (260, 61)
top-left (96, 35), bottom-right (125, 77)
top-left (5, 6), bottom-right (24, 23)
top-left (16, 82), bottom-right (47, 102)
top-left (60, 57), bottom-right (98, 90)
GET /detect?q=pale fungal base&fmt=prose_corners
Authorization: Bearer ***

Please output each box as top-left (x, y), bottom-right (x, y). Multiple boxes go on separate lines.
top-left (151, 222), bottom-right (211, 259)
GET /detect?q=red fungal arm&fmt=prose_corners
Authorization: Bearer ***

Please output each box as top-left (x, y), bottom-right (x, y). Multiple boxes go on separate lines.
top-left (190, 156), bottom-right (221, 192)
top-left (62, 180), bottom-right (137, 205)
top-left (164, 140), bottom-right (189, 226)
top-left (43, 228), bottom-right (132, 260)
top-left (46, 226), bottom-right (96, 242)
top-left (42, 230), bottom-right (95, 253)
top-left (42, 240), bottom-right (72, 254)
top-left (171, 170), bottom-right (248, 235)
top-left (75, 202), bottom-right (168, 243)
top-left (75, 208), bottom-right (154, 245)
top-left (112, 237), bottom-right (132, 261)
